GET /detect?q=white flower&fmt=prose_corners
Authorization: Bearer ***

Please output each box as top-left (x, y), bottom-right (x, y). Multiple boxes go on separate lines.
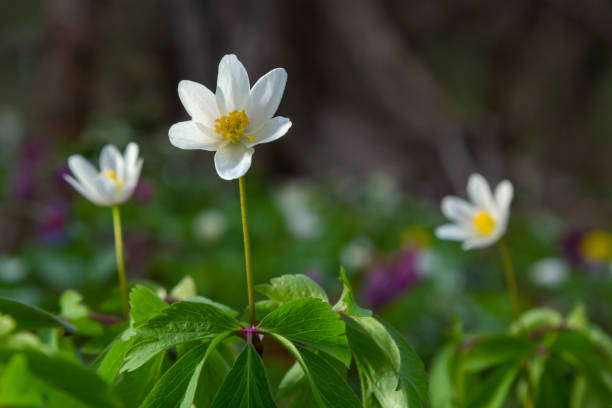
top-left (435, 173), bottom-right (513, 250)
top-left (64, 143), bottom-right (143, 207)
top-left (529, 257), bottom-right (569, 289)
top-left (193, 209), bottom-right (227, 243)
top-left (168, 54), bottom-right (292, 180)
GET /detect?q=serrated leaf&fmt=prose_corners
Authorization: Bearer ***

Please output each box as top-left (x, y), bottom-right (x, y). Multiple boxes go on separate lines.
top-left (60, 290), bottom-right (89, 320)
top-left (333, 267), bottom-right (372, 317)
top-left (466, 363), bottom-right (520, 408)
top-left (259, 298), bottom-right (350, 366)
top-left (380, 320), bottom-right (429, 407)
top-left (187, 296), bottom-right (239, 318)
top-left (136, 301), bottom-right (241, 344)
top-left (210, 344), bottom-right (278, 408)
top-left (0, 297), bottom-right (74, 333)
top-left (461, 334), bottom-right (535, 372)
top-left (270, 334), bottom-right (361, 408)
top-left (346, 322), bottom-right (407, 407)
top-left (141, 333), bottom-right (230, 408)
top-left (256, 274), bottom-right (328, 304)
top-left (129, 285), bottom-right (168, 327)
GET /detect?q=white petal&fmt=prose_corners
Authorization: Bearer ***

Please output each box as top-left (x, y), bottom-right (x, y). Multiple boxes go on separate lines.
top-left (122, 158), bottom-right (142, 202)
top-left (99, 145), bottom-right (124, 181)
top-left (441, 196), bottom-right (477, 223)
top-left (216, 54), bottom-right (250, 113)
top-left (123, 142), bottom-right (140, 180)
top-left (246, 68), bottom-right (287, 130)
top-left (214, 142), bottom-right (254, 180)
top-left (435, 224), bottom-right (469, 241)
top-left (494, 180), bottom-right (514, 215)
top-left (92, 175), bottom-right (120, 205)
top-left (178, 80), bottom-right (219, 126)
top-left (169, 121), bottom-right (223, 151)
top-left (467, 173), bottom-right (497, 215)
top-left (462, 236), bottom-right (497, 250)
top-left (68, 155), bottom-right (100, 194)
top-left (64, 174), bottom-right (106, 206)
top-left (244, 117), bottom-right (291, 148)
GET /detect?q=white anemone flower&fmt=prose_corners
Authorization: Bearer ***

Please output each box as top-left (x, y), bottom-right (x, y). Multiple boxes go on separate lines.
top-left (436, 173), bottom-right (513, 250)
top-left (64, 143), bottom-right (143, 207)
top-left (168, 54), bottom-right (292, 180)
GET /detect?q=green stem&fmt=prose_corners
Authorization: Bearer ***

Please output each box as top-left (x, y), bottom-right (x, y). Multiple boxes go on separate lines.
top-left (497, 239), bottom-right (520, 320)
top-left (239, 176), bottom-right (256, 327)
top-left (112, 205), bottom-right (129, 320)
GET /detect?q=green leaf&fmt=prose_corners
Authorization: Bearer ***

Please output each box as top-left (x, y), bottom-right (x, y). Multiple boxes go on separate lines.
top-left (429, 344), bottom-right (460, 408)
top-left (136, 301), bottom-right (241, 343)
top-left (193, 350), bottom-right (231, 407)
top-left (380, 319), bottom-right (429, 407)
top-left (115, 352), bottom-right (166, 407)
top-left (0, 297), bottom-right (75, 333)
top-left (552, 330), bottom-right (612, 403)
top-left (0, 353), bottom-right (43, 405)
top-left (60, 290), bottom-right (89, 320)
top-left (270, 334), bottom-right (361, 408)
top-left (187, 296), bottom-right (239, 318)
top-left (277, 362), bottom-right (305, 399)
top-left (169, 276), bottom-right (197, 300)
top-left (97, 336), bottom-right (134, 384)
top-left (346, 322), bottom-right (407, 407)
top-left (466, 363), bottom-right (520, 408)
top-left (333, 267), bottom-right (372, 317)
top-left (510, 308), bottom-right (562, 334)
top-left (129, 285), bottom-right (168, 327)
top-left (259, 298), bottom-right (351, 366)
top-left (462, 334), bottom-right (535, 372)
top-left (123, 300), bottom-right (240, 373)
top-left (256, 274), bottom-right (328, 304)
top-left (0, 349), bottom-right (117, 408)
top-left (210, 344), bottom-right (278, 408)
top-left (122, 337), bottom-right (174, 373)
top-left (141, 333), bottom-right (230, 408)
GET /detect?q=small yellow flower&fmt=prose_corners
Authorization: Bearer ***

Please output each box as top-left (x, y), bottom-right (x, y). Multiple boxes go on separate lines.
top-left (580, 230), bottom-right (612, 262)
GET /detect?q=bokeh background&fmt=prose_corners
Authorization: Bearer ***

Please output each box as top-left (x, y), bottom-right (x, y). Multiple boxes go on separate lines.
top-left (1, 0), bottom-right (612, 366)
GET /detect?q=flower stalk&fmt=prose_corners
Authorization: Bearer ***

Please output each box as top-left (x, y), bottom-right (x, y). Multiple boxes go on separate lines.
top-left (497, 239), bottom-right (520, 319)
top-left (112, 205), bottom-right (129, 319)
top-left (239, 176), bottom-right (256, 327)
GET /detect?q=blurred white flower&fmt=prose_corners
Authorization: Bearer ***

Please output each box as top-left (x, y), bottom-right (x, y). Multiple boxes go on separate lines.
top-left (0, 257), bottom-right (26, 284)
top-left (436, 173), bottom-right (513, 250)
top-left (64, 143), bottom-right (142, 207)
top-left (529, 257), bottom-right (569, 289)
top-left (169, 54), bottom-right (292, 180)
top-left (340, 236), bottom-right (374, 271)
top-left (193, 209), bottom-right (227, 243)
top-left (275, 182), bottom-right (322, 240)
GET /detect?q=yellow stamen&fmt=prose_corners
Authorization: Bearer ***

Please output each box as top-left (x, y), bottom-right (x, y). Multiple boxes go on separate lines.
top-left (102, 170), bottom-right (124, 191)
top-left (473, 211), bottom-right (495, 235)
top-left (214, 110), bottom-right (251, 144)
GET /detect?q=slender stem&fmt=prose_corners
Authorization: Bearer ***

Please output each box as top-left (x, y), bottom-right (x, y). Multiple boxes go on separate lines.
top-left (497, 239), bottom-right (520, 319)
top-left (112, 205), bottom-right (129, 320)
top-left (239, 176), bottom-right (256, 327)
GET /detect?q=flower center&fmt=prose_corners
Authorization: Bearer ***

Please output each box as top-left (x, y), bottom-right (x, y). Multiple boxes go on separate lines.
top-left (473, 211), bottom-right (495, 235)
top-left (214, 110), bottom-right (253, 144)
top-left (580, 230), bottom-right (612, 262)
top-left (102, 170), bottom-right (124, 191)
